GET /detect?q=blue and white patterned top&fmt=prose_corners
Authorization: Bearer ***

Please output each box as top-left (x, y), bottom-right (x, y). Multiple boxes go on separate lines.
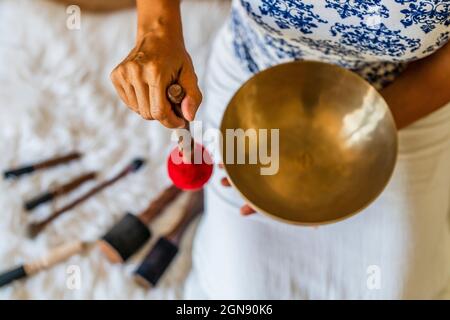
top-left (229, 0), bottom-right (449, 89)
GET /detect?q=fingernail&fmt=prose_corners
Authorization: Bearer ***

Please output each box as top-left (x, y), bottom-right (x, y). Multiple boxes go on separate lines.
top-left (220, 177), bottom-right (230, 187)
top-left (240, 206), bottom-right (255, 216)
top-left (183, 96), bottom-right (197, 121)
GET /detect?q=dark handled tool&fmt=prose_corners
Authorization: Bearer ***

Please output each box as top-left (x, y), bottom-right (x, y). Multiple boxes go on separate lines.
top-left (0, 241), bottom-right (89, 288)
top-left (98, 185), bottom-right (182, 263)
top-left (134, 189), bottom-right (203, 287)
top-left (27, 158), bottom-right (145, 238)
top-left (3, 151), bottom-right (82, 180)
top-left (24, 172), bottom-right (97, 211)
top-left (0, 266), bottom-right (26, 287)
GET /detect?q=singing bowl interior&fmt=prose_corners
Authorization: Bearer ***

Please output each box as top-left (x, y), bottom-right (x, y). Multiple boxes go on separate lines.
top-left (220, 61), bottom-right (398, 225)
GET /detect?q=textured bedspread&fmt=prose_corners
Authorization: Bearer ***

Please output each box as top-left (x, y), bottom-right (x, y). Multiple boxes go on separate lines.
top-left (0, 0), bottom-right (229, 299)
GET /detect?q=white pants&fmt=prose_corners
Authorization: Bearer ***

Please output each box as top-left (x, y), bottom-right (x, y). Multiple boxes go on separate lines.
top-left (185, 26), bottom-right (450, 299)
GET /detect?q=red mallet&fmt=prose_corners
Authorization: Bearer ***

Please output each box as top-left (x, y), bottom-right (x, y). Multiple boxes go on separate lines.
top-left (167, 143), bottom-right (213, 190)
top-left (166, 84), bottom-right (213, 190)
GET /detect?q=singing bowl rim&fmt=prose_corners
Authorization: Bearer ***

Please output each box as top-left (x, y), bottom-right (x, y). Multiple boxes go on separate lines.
top-left (220, 60), bottom-right (398, 226)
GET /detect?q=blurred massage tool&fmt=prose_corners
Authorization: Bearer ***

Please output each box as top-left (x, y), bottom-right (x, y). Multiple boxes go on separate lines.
top-left (166, 84), bottom-right (213, 191)
top-left (99, 184), bottom-right (183, 263)
top-left (0, 240), bottom-right (91, 287)
top-left (134, 189), bottom-right (203, 287)
top-left (28, 158), bottom-right (146, 238)
top-left (3, 151), bottom-right (82, 180)
top-left (24, 171), bottom-right (97, 211)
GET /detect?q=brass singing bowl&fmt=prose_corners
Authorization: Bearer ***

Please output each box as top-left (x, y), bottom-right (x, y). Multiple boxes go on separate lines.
top-left (220, 61), bottom-right (398, 225)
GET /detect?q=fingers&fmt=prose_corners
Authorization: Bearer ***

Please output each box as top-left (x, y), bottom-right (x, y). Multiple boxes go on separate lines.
top-left (110, 54), bottom-right (201, 127)
top-left (142, 62), bottom-right (184, 128)
top-left (240, 205), bottom-right (256, 216)
top-left (122, 83), bottom-right (139, 113)
top-left (219, 163), bottom-right (257, 216)
top-left (111, 76), bottom-right (129, 106)
top-left (147, 72), bottom-right (185, 128)
top-left (178, 62), bottom-right (202, 121)
top-left (220, 177), bottom-right (231, 187)
top-left (110, 68), bottom-right (139, 113)
top-left (129, 63), bottom-right (152, 119)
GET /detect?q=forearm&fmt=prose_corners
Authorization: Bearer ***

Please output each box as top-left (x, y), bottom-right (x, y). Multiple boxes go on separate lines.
top-left (381, 43), bottom-right (450, 130)
top-left (111, 0), bottom-right (202, 127)
top-left (136, 0), bottom-right (183, 40)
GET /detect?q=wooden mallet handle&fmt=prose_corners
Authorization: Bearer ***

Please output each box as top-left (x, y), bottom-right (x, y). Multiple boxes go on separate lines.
top-left (167, 84), bottom-right (185, 107)
top-left (167, 84), bottom-right (194, 160)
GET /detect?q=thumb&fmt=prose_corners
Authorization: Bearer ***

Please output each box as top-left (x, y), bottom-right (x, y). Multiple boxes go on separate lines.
top-left (178, 64), bottom-right (202, 121)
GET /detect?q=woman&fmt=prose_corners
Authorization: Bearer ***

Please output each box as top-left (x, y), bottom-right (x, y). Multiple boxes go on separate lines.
top-left (111, 0), bottom-right (450, 299)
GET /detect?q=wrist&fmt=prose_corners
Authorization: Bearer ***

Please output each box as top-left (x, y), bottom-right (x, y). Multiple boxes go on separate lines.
top-left (137, 18), bottom-right (182, 40)
top-left (136, 0), bottom-right (182, 40)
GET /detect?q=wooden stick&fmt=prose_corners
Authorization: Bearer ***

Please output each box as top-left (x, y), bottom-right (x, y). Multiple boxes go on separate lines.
top-left (3, 151), bottom-right (82, 180)
top-left (134, 190), bottom-right (203, 287)
top-left (24, 171), bottom-right (97, 211)
top-left (165, 190), bottom-right (204, 245)
top-left (0, 240), bottom-right (91, 287)
top-left (24, 241), bottom-right (90, 275)
top-left (28, 159), bottom-right (145, 238)
top-left (167, 84), bottom-right (194, 162)
top-left (137, 184), bottom-right (182, 224)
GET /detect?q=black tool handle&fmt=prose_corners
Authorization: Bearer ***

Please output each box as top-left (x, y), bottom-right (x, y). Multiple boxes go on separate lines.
top-left (3, 166), bottom-right (34, 180)
top-left (0, 266), bottom-right (27, 287)
top-left (24, 192), bottom-right (54, 211)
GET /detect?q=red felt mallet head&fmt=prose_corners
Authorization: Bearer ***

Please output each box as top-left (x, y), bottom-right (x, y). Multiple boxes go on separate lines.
top-left (166, 84), bottom-right (213, 190)
top-left (167, 143), bottom-right (213, 190)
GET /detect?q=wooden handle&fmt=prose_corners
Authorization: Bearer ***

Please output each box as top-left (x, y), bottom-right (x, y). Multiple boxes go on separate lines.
top-left (33, 152), bottom-right (82, 170)
top-left (24, 172), bottom-right (97, 211)
top-left (167, 84), bottom-right (185, 106)
top-left (166, 190), bottom-right (204, 244)
top-left (167, 84), bottom-right (194, 161)
top-left (24, 241), bottom-right (89, 275)
top-left (138, 185), bottom-right (183, 224)
top-left (3, 151), bottom-right (82, 180)
top-left (28, 159), bottom-right (145, 237)
top-left (53, 171), bottom-right (97, 196)
top-left (167, 84), bottom-right (185, 120)
top-left (133, 191), bottom-right (203, 288)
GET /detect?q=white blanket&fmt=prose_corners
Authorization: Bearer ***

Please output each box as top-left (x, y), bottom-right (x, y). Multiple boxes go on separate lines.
top-left (0, 0), bottom-right (229, 299)
top-left (1, 0), bottom-right (450, 300)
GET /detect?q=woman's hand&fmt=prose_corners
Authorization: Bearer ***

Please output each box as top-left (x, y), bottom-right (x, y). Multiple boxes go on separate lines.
top-left (218, 164), bottom-right (256, 216)
top-left (110, 0), bottom-right (202, 128)
top-left (110, 32), bottom-right (202, 128)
